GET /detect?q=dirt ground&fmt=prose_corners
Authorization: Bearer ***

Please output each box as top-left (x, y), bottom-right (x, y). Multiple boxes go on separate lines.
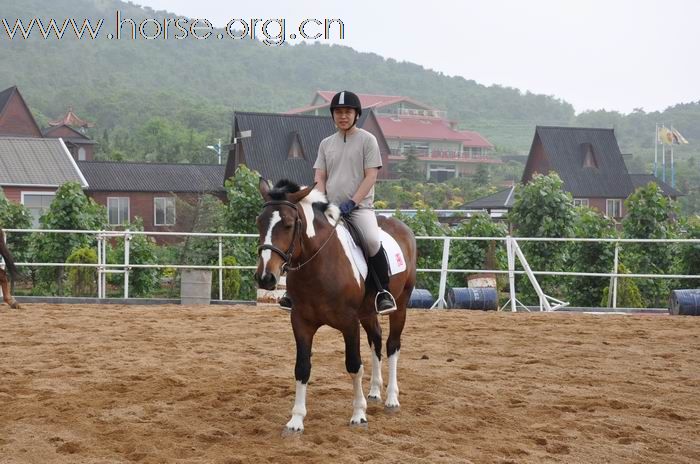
top-left (1, 304), bottom-right (699, 464)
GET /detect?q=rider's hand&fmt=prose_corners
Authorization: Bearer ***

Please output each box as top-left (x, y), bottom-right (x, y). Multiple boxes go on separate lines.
top-left (339, 199), bottom-right (357, 217)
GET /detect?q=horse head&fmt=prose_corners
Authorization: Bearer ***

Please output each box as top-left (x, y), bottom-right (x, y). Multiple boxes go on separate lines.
top-left (254, 178), bottom-right (317, 290)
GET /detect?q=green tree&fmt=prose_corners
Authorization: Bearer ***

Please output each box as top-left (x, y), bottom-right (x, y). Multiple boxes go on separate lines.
top-left (224, 165), bottom-right (264, 299)
top-left (31, 182), bottom-right (106, 295)
top-left (395, 208), bottom-right (447, 296)
top-left (448, 213), bottom-right (507, 288)
top-left (508, 173), bottom-right (576, 304)
top-left (0, 188), bottom-right (33, 262)
top-left (676, 215), bottom-right (700, 288)
top-left (567, 207), bottom-right (618, 306)
top-left (395, 151), bottom-right (423, 181)
top-left (622, 182), bottom-right (679, 307)
top-left (108, 218), bottom-right (160, 297)
top-left (66, 247), bottom-right (97, 297)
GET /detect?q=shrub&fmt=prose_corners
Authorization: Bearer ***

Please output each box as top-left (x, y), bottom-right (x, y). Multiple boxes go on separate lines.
top-left (66, 247), bottom-right (97, 297)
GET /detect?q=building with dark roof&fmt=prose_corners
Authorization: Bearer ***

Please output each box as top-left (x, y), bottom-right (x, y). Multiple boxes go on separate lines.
top-left (79, 161), bottom-right (226, 239)
top-left (225, 110), bottom-right (391, 185)
top-left (521, 126), bottom-right (680, 219)
top-left (0, 136), bottom-right (88, 226)
top-left (0, 86), bottom-right (43, 138)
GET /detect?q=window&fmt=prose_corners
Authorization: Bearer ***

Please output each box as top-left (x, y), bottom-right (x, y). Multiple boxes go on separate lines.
top-left (21, 192), bottom-right (55, 228)
top-left (78, 147), bottom-right (86, 161)
top-left (154, 197), bottom-right (176, 226)
top-left (573, 198), bottom-right (589, 207)
top-left (108, 197), bottom-right (130, 225)
top-left (606, 199), bottom-right (622, 218)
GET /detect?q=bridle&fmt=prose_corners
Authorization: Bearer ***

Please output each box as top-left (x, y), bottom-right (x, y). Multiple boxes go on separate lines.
top-left (257, 199), bottom-right (339, 272)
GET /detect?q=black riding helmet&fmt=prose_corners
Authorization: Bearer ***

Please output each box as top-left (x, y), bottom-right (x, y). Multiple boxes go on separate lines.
top-left (330, 90), bottom-right (362, 141)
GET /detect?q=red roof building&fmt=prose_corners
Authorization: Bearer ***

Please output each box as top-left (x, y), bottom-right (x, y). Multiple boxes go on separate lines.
top-left (288, 91), bottom-right (499, 181)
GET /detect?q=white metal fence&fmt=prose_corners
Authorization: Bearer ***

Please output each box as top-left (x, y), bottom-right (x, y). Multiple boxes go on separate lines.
top-left (5, 229), bottom-right (699, 310)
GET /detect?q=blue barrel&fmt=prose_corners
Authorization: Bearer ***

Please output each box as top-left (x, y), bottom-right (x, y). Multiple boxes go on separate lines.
top-left (669, 289), bottom-right (700, 316)
top-left (448, 287), bottom-right (498, 310)
top-left (409, 289), bottom-right (433, 309)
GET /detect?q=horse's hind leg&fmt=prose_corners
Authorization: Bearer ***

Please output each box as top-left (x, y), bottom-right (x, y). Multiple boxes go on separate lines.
top-left (343, 323), bottom-right (367, 426)
top-left (385, 293), bottom-right (408, 409)
top-left (360, 316), bottom-right (383, 402)
top-left (285, 314), bottom-right (318, 434)
top-left (0, 270), bottom-right (19, 309)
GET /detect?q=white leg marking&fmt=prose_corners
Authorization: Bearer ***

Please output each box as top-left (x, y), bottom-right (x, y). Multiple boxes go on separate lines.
top-left (349, 365), bottom-right (367, 425)
top-left (368, 344), bottom-right (383, 401)
top-left (285, 381), bottom-right (307, 431)
top-left (261, 211), bottom-right (281, 271)
top-left (385, 350), bottom-right (400, 409)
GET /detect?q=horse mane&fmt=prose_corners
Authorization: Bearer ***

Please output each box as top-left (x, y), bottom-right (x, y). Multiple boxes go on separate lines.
top-left (269, 179), bottom-right (301, 200)
top-left (270, 179), bottom-right (340, 225)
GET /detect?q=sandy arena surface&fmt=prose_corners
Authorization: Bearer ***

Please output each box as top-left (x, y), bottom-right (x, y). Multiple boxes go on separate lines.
top-left (1, 304), bottom-right (699, 463)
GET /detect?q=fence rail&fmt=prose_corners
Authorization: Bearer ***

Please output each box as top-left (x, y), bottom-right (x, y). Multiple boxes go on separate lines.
top-left (4, 228), bottom-right (699, 310)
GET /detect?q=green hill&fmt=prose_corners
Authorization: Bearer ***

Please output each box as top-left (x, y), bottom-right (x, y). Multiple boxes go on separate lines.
top-left (0, 0), bottom-right (698, 210)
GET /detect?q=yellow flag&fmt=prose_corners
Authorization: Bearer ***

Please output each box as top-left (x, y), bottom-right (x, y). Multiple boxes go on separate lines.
top-left (672, 128), bottom-right (689, 144)
top-left (658, 127), bottom-right (674, 145)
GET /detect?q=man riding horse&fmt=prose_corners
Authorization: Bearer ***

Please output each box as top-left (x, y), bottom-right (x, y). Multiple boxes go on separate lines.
top-left (279, 90), bottom-right (397, 314)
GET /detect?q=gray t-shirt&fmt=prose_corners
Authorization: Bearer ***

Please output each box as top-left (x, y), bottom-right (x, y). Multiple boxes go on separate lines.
top-left (313, 128), bottom-right (382, 208)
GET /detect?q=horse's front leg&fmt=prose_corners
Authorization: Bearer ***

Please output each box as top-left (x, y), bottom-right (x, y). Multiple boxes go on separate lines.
top-left (285, 314), bottom-right (317, 434)
top-left (361, 316), bottom-right (383, 402)
top-left (0, 271), bottom-right (19, 309)
top-left (344, 322), bottom-right (367, 426)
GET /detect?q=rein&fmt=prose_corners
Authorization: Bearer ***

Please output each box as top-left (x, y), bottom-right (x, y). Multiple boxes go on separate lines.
top-left (257, 200), bottom-right (340, 272)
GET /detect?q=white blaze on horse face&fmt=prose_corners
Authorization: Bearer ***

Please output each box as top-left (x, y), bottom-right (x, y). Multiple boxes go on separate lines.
top-left (261, 211), bottom-right (282, 272)
top-left (299, 198), bottom-right (316, 239)
top-left (285, 381), bottom-right (307, 431)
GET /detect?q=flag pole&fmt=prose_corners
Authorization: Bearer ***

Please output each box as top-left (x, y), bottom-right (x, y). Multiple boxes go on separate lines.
top-left (671, 126), bottom-right (675, 188)
top-left (654, 123), bottom-right (658, 177)
top-left (661, 125), bottom-right (666, 182)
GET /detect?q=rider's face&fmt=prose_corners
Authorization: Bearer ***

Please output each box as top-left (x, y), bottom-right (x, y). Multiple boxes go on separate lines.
top-left (333, 107), bottom-right (357, 131)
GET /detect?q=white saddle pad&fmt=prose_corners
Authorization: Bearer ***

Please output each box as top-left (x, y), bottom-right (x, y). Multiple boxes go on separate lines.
top-left (336, 224), bottom-right (407, 280)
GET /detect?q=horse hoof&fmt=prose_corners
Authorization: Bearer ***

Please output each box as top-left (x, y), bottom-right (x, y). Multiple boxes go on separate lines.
top-left (10, 302), bottom-right (20, 309)
top-left (350, 418), bottom-right (368, 428)
top-left (282, 427), bottom-right (303, 437)
top-left (384, 404), bottom-right (400, 414)
top-left (367, 395), bottom-right (382, 403)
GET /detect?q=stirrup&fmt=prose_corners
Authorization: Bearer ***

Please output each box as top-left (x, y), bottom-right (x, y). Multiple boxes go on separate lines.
top-left (375, 290), bottom-right (397, 315)
top-left (278, 294), bottom-right (292, 312)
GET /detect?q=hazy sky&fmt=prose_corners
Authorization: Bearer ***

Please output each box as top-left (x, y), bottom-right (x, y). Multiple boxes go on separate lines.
top-left (132, 0), bottom-right (699, 114)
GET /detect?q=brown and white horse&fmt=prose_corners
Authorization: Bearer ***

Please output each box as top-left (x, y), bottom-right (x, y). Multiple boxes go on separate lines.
top-left (0, 229), bottom-right (20, 309)
top-left (254, 179), bottom-right (416, 433)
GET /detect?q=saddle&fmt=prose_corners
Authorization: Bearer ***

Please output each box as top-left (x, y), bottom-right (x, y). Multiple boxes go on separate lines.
top-left (338, 217), bottom-right (406, 281)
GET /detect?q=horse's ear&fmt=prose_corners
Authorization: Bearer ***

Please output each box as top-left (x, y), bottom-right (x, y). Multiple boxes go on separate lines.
top-left (288, 183), bottom-right (317, 203)
top-left (259, 177), bottom-right (272, 201)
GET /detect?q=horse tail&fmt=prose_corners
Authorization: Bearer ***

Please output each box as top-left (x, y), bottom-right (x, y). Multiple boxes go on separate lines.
top-left (0, 229), bottom-right (18, 279)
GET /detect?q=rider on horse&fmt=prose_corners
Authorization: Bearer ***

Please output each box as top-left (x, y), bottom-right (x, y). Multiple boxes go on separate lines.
top-left (279, 90), bottom-right (397, 314)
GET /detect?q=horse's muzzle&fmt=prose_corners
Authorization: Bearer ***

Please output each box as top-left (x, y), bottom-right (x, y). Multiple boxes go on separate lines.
top-left (255, 271), bottom-right (277, 290)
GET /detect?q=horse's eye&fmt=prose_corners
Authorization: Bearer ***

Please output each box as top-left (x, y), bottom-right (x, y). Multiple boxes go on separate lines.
top-left (285, 223), bottom-right (294, 229)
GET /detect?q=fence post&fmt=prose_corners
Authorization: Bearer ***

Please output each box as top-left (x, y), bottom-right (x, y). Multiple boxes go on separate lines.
top-left (124, 230), bottom-right (130, 300)
top-left (218, 236), bottom-right (224, 301)
top-left (612, 243), bottom-right (620, 309)
top-left (507, 236), bottom-right (517, 312)
top-left (97, 234), bottom-right (103, 299)
top-left (436, 237), bottom-right (451, 309)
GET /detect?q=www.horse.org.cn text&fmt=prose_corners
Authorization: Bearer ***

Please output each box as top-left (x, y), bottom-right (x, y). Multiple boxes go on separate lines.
top-left (0, 11), bottom-right (345, 47)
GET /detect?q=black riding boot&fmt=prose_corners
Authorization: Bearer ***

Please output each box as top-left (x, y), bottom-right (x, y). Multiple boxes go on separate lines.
top-left (278, 292), bottom-right (292, 311)
top-left (368, 246), bottom-right (397, 315)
